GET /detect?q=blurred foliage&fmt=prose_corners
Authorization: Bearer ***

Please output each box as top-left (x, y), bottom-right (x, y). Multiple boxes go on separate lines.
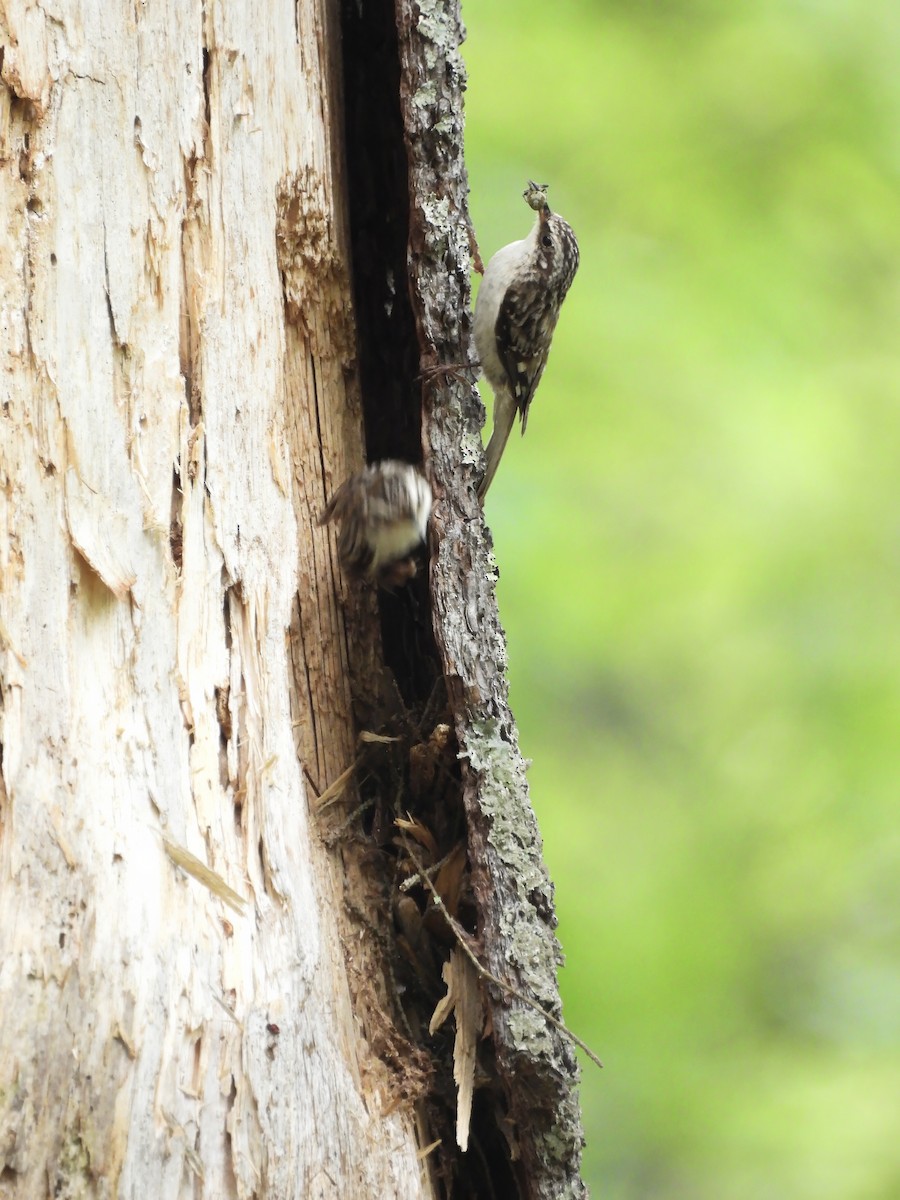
top-left (462, 2), bottom-right (900, 1196)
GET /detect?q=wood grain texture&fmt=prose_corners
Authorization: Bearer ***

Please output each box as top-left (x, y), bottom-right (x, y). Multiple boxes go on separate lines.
top-left (393, 0), bottom-right (590, 1195)
top-left (0, 0), bottom-right (431, 1195)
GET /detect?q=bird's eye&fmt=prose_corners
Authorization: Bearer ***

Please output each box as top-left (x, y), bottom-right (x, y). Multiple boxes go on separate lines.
top-left (541, 235), bottom-right (552, 247)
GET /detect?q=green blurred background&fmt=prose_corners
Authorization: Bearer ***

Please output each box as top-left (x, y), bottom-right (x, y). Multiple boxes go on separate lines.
top-left (462, 3), bottom-right (900, 1196)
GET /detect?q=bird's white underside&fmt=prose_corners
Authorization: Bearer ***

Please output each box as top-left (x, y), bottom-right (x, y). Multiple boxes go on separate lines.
top-left (371, 516), bottom-right (425, 571)
top-left (369, 480), bottom-right (431, 572)
top-left (473, 223), bottom-right (539, 396)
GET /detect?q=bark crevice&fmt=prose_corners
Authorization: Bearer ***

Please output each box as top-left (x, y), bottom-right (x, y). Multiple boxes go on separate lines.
top-left (339, 0), bottom-right (587, 1196)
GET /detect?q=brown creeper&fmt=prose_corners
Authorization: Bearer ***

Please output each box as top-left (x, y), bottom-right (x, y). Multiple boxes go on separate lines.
top-left (474, 181), bottom-right (579, 499)
top-left (317, 460), bottom-right (432, 588)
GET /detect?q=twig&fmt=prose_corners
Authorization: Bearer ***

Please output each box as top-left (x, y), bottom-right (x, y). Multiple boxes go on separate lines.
top-left (399, 844), bottom-right (457, 893)
top-left (400, 836), bottom-right (603, 1071)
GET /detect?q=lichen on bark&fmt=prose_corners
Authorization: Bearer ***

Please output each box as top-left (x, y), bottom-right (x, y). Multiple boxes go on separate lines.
top-left (393, 0), bottom-right (590, 1195)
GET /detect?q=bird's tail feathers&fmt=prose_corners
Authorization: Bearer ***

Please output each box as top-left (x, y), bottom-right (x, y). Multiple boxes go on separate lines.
top-left (477, 406), bottom-right (517, 501)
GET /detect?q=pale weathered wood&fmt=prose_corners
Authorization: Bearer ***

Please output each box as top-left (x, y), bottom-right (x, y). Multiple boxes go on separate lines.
top-left (0, 1), bottom-right (432, 1196)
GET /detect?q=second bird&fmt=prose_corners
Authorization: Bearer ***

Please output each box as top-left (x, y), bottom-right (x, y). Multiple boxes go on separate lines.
top-left (474, 181), bottom-right (579, 500)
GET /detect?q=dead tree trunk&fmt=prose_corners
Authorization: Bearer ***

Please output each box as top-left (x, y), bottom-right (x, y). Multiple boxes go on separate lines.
top-left (0, 0), bottom-right (428, 1195)
top-left (0, 0), bottom-right (588, 1195)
